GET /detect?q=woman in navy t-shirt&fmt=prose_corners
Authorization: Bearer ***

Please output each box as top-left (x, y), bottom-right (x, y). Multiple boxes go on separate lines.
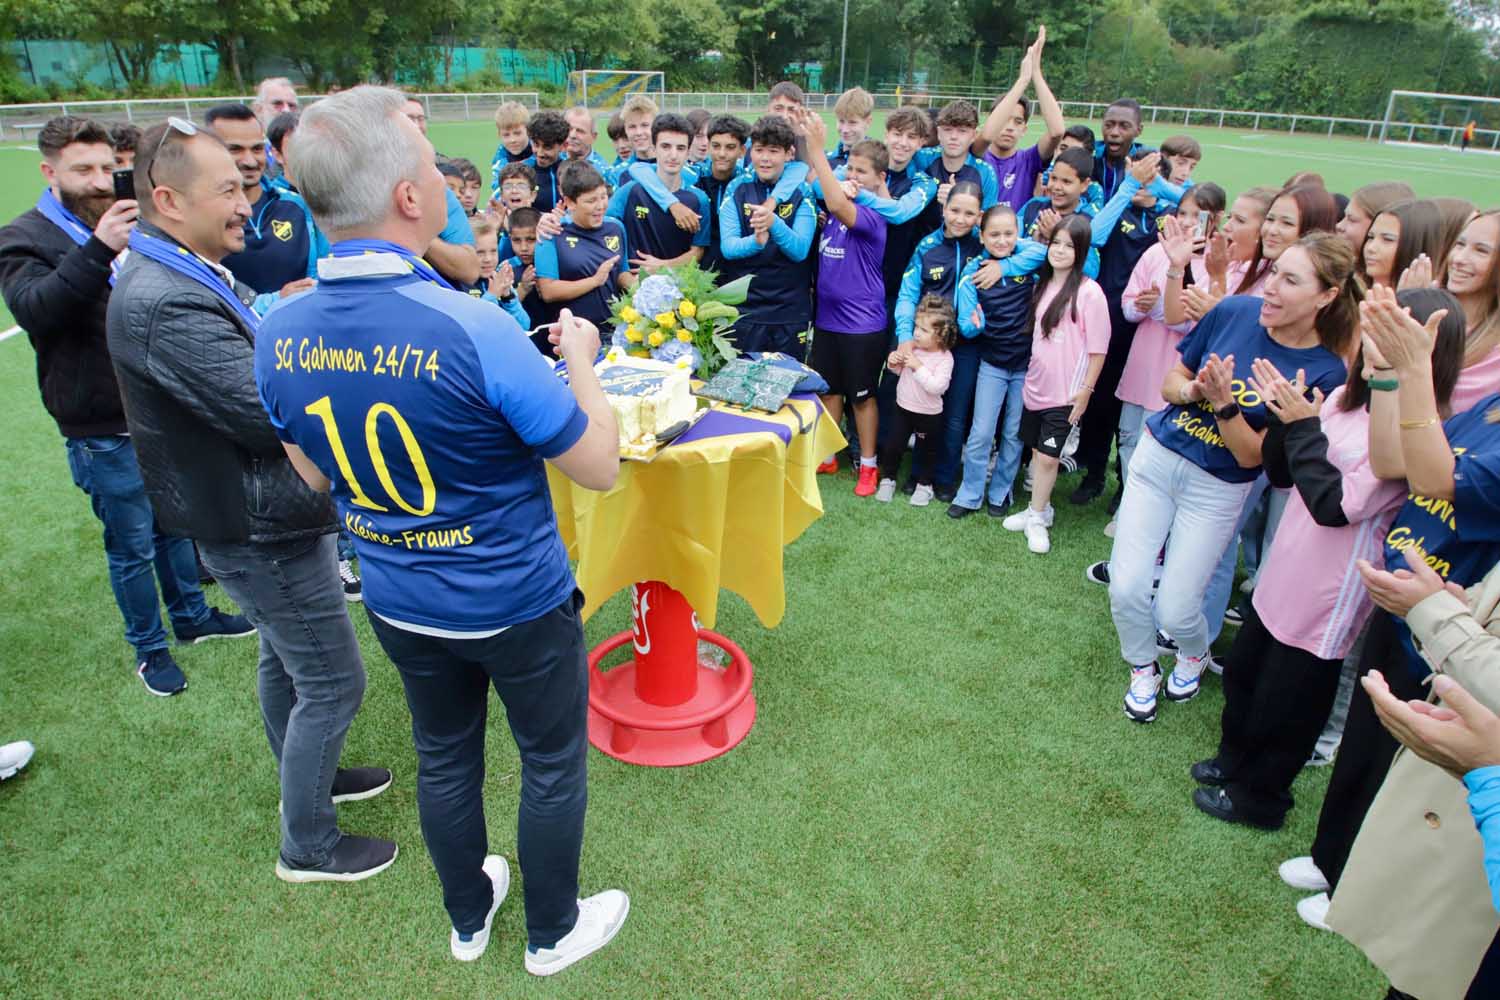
top-left (1108, 232), bottom-right (1360, 725)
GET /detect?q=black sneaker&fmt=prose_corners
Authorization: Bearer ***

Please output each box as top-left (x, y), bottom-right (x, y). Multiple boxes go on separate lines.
top-left (275, 834), bottom-right (398, 883)
top-left (1190, 758), bottom-right (1228, 786)
top-left (137, 649), bottom-right (187, 696)
top-left (339, 559), bottom-right (363, 604)
top-left (933, 483), bottom-right (957, 504)
top-left (947, 503), bottom-right (976, 519)
top-left (1192, 786), bottom-right (1283, 830)
top-left (332, 766), bottom-right (392, 804)
top-left (985, 502), bottom-right (1008, 518)
top-left (900, 478), bottom-right (917, 496)
top-left (176, 607), bottom-right (256, 645)
top-left (1084, 561), bottom-right (1110, 586)
top-left (1224, 605), bottom-right (1245, 628)
top-left (1155, 631), bottom-right (1178, 655)
top-left (1069, 477), bottom-right (1105, 505)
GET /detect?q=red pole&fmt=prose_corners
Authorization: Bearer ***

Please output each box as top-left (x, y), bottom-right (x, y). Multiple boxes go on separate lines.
top-left (629, 581), bottom-right (700, 707)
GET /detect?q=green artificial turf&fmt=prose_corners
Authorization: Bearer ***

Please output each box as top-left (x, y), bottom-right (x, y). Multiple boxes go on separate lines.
top-left (1, 111), bottom-right (1475, 998)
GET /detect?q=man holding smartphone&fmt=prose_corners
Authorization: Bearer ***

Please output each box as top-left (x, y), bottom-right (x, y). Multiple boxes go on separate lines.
top-left (0, 116), bottom-right (253, 697)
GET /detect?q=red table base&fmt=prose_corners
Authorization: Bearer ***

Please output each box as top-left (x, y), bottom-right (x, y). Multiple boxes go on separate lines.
top-left (586, 581), bottom-right (757, 767)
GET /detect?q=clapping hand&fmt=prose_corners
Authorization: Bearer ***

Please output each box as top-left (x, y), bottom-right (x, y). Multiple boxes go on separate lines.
top-left (1357, 545), bottom-right (1466, 618)
top-left (1360, 283), bottom-right (1443, 374)
top-left (1249, 358), bottom-right (1321, 422)
top-left (488, 260), bottom-right (515, 300)
top-left (1133, 283), bottom-right (1161, 314)
top-left (1396, 253), bottom-right (1437, 292)
top-left (1363, 670), bottom-right (1500, 781)
top-left (1128, 152), bottom-right (1161, 186)
top-left (1158, 214), bottom-right (1194, 271)
top-left (1196, 352), bottom-right (1236, 408)
top-left (1182, 285), bottom-right (1221, 322)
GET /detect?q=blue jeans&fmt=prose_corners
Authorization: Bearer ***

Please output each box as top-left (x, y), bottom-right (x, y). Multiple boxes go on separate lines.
top-left (933, 341), bottom-right (981, 488)
top-left (1117, 402), bottom-right (1148, 484)
top-left (198, 534), bottom-right (367, 868)
top-left (65, 435), bottom-right (209, 658)
top-left (1108, 432), bottom-right (1256, 665)
top-left (955, 361), bottom-right (1026, 509)
top-left (367, 591), bottom-right (589, 949)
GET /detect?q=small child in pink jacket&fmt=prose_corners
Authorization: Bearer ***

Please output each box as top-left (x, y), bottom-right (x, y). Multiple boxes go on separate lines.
top-left (877, 295), bottom-right (957, 507)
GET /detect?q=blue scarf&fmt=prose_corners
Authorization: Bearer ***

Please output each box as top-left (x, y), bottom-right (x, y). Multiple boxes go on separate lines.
top-left (126, 229), bottom-right (261, 332)
top-left (329, 239), bottom-right (455, 290)
top-left (36, 189), bottom-right (119, 286)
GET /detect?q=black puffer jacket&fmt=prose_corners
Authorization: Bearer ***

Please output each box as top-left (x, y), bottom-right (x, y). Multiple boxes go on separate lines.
top-left (105, 222), bottom-right (333, 544)
top-left (0, 207), bottom-right (127, 437)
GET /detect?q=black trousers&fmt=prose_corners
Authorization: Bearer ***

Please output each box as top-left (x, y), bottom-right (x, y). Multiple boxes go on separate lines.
top-left (879, 405), bottom-right (942, 485)
top-left (1216, 602), bottom-right (1344, 826)
top-left (1310, 610), bottom-right (1426, 889)
top-left (1074, 305), bottom-right (1137, 482)
top-left (366, 590), bottom-right (589, 948)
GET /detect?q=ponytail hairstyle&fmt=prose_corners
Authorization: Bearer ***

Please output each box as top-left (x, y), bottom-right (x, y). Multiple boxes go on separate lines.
top-left (1032, 214), bottom-right (1093, 340)
top-left (1236, 184), bottom-right (1338, 295)
top-left (1230, 186), bottom-right (1279, 294)
top-left (1295, 231), bottom-right (1364, 357)
top-left (913, 293), bottom-right (959, 350)
top-left (1342, 287), bottom-right (1467, 416)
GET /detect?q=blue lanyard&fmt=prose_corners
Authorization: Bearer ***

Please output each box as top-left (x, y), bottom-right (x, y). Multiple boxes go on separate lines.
top-left (36, 189), bottom-right (119, 285)
top-left (126, 229), bottom-right (260, 331)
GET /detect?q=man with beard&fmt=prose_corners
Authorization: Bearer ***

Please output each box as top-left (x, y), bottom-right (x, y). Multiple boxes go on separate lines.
top-left (0, 116), bottom-right (254, 696)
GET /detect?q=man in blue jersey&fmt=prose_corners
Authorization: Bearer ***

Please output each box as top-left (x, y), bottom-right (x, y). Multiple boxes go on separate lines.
top-left (607, 113), bottom-right (711, 271)
top-left (205, 104), bottom-right (322, 299)
top-left (524, 111), bottom-right (569, 215)
top-left (108, 118), bottom-right (392, 880)
top-left (717, 115), bottom-right (817, 360)
top-left (401, 97), bottom-right (480, 287)
top-left (259, 86), bottom-right (630, 974)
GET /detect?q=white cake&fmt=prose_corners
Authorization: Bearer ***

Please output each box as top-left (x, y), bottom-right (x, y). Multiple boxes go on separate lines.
top-left (594, 354), bottom-right (696, 456)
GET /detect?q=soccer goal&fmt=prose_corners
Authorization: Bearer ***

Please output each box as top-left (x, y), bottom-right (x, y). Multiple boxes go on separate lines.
top-left (565, 70), bottom-right (666, 110)
top-left (1379, 89), bottom-right (1500, 150)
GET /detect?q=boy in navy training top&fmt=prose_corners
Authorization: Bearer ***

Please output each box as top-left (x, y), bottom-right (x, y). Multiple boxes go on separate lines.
top-left (607, 113), bottom-right (711, 271)
top-left (796, 108), bottom-right (890, 497)
top-left (470, 215), bottom-right (530, 331)
top-left (524, 111), bottom-right (570, 215)
top-left (978, 26), bottom-right (1064, 212)
top-left (697, 115), bottom-right (751, 275)
top-left (605, 96), bottom-right (660, 189)
top-left (489, 100), bottom-right (533, 194)
top-left (502, 207), bottom-right (547, 354)
top-left (607, 113), bottom-right (629, 165)
top-left (830, 87), bottom-right (875, 170)
top-left (914, 101), bottom-right (999, 222)
top-left (535, 163), bottom-right (634, 327)
top-left (717, 115), bottom-right (816, 360)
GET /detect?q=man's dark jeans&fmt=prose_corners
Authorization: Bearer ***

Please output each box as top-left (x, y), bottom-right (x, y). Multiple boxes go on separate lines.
top-left (198, 533), bottom-right (366, 868)
top-left (367, 590), bottom-right (589, 949)
top-left (65, 435), bottom-right (210, 658)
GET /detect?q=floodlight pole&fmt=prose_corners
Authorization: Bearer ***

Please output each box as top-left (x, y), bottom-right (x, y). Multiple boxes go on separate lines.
top-left (838, 0), bottom-right (850, 92)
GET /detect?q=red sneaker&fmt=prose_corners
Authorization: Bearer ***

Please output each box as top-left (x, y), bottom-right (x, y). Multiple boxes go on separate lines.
top-left (854, 464), bottom-right (879, 497)
top-left (816, 457), bottom-right (838, 475)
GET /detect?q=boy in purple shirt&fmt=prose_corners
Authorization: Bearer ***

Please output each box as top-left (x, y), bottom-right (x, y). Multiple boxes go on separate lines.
top-left (978, 25), bottom-right (1065, 212)
top-left (796, 109), bottom-right (890, 499)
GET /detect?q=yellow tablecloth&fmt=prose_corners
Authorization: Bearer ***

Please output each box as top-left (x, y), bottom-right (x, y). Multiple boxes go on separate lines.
top-left (547, 395), bottom-right (845, 629)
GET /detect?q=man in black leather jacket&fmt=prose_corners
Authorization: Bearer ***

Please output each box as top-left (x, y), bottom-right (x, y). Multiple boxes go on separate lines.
top-left (106, 120), bottom-right (397, 883)
top-left (0, 116), bottom-right (253, 697)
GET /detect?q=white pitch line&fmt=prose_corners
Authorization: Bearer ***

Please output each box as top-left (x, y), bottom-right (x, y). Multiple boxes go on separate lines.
top-left (1209, 142), bottom-right (1500, 179)
top-left (0, 325), bottom-right (23, 342)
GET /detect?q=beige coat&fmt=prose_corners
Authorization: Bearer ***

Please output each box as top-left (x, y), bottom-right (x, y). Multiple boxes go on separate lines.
top-left (1328, 565), bottom-right (1500, 1000)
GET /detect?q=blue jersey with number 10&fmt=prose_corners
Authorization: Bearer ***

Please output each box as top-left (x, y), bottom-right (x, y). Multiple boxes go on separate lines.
top-left (254, 256), bottom-right (586, 632)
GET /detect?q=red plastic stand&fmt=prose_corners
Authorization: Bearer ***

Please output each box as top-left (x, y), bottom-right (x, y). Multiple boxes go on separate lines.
top-left (586, 581), bottom-right (757, 767)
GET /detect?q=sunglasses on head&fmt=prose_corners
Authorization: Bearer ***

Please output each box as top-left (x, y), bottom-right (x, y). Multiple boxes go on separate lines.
top-left (145, 117), bottom-right (199, 191)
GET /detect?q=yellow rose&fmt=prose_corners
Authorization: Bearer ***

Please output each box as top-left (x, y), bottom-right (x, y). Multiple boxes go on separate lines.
top-left (678, 300), bottom-right (697, 318)
top-left (629, 347), bottom-right (651, 358)
top-left (648, 331), bottom-right (666, 347)
top-left (655, 312), bottom-right (677, 329)
top-left (625, 324), bottom-right (642, 343)
top-left (676, 329), bottom-right (692, 342)
top-left (621, 306), bottom-right (641, 323)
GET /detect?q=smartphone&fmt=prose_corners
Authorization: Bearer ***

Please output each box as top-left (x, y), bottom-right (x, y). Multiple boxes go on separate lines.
top-left (1193, 210), bottom-right (1210, 240)
top-left (113, 168), bottom-right (135, 201)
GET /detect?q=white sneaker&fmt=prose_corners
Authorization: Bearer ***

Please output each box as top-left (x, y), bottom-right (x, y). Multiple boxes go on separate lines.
top-left (1206, 655), bottom-right (1225, 677)
top-left (339, 559), bottom-right (363, 604)
top-left (1003, 504), bottom-right (1054, 532)
top-left (1103, 518), bottom-right (1116, 538)
top-left (1165, 653), bottom-right (1209, 702)
top-left (0, 740), bottom-right (35, 780)
top-left (1296, 892), bottom-right (1332, 931)
top-left (909, 484), bottom-right (934, 507)
top-left (451, 855), bottom-right (510, 961)
top-left (875, 478), bottom-right (896, 503)
top-left (1279, 856), bottom-right (1330, 893)
top-left (1024, 512), bottom-right (1050, 553)
top-left (1124, 665), bottom-right (1162, 723)
top-left (524, 889), bottom-right (630, 976)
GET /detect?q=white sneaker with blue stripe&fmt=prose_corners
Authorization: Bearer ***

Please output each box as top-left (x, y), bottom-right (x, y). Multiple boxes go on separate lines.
top-left (450, 855), bottom-right (510, 962)
top-left (1166, 653), bottom-right (1209, 702)
top-left (1124, 665), bottom-right (1161, 723)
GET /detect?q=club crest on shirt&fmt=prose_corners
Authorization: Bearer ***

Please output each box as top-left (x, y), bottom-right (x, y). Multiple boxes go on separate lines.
top-left (565, 237), bottom-right (579, 248)
top-left (271, 219), bottom-right (294, 242)
top-left (777, 203), bottom-right (794, 219)
top-left (1002, 173), bottom-right (1015, 190)
top-left (604, 235), bottom-right (621, 252)
top-left (1120, 221), bottom-right (1136, 234)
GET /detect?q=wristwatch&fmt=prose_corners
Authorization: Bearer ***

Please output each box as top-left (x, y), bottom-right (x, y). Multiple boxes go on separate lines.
top-left (1214, 402), bottom-right (1241, 421)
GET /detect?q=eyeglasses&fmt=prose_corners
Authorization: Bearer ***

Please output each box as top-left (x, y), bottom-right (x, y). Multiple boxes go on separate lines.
top-left (145, 116), bottom-right (199, 191)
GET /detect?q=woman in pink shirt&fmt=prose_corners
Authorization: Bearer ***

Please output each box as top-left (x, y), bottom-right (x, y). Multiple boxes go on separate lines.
top-left (1002, 215), bottom-right (1108, 554)
top-left (1117, 184), bottom-right (1227, 481)
top-left (1440, 210), bottom-right (1500, 414)
top-left (1191, 288), bottom-right (1468, 830)
top-left (877, 295), bottom-right (957, 507)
